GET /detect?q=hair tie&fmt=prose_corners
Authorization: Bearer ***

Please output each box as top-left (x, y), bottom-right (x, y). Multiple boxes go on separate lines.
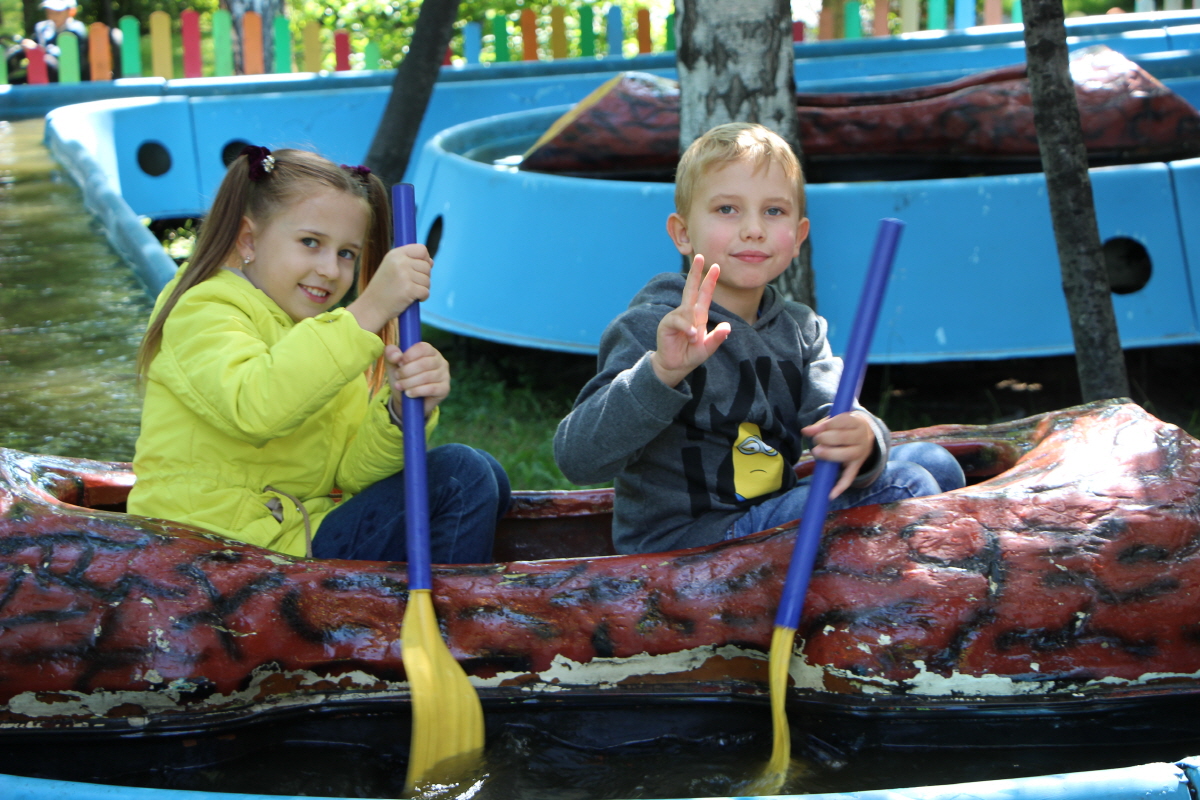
top-left (341, 163), bottom-right (371, 179)
top-left (242, 145), bottom-right (275, 181)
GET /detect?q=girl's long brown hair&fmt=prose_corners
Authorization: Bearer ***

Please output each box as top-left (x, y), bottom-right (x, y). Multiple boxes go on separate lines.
top-left (136, 149), bottom-right (398, 393)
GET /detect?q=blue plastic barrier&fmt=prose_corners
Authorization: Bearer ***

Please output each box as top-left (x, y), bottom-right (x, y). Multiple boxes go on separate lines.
top-left (0, 758), bottom-right (1196, 800)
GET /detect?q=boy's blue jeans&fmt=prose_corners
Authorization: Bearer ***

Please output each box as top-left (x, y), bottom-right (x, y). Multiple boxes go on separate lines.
top-left (726, 442), bottom-right (965, 540)
top-left (313, 443), bottom-right (510, 564)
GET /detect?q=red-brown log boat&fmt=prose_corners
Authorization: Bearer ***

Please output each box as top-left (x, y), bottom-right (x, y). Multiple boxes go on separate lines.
top-left (1, 399), bottom-right (1199, 787)
top-left (520, 46), bottom-right (1200, 182)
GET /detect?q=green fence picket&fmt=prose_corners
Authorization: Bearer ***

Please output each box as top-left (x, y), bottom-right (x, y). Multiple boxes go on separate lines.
top-left (363, 40), bottom-right (381, 69)
top-left (213, 10), bottom-right (233, 76)
top-left (844, 0), bottom-right (863, 37)
top-left (579, 5), bottom-right (595, 56)
top-left (57, 32), bottom-right (81, 82)
top-left (119, 15), bottom-right (141, 77)
top-left (492, 14), bottom-right (509, 62)
top-left (928, 0), bottom-right (948, 29)
top-left (273, 16), bottom-right (291, 73)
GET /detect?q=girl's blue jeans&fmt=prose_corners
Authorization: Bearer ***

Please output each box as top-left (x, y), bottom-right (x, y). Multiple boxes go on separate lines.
top-left (727, 442), bottom-right (965, 540)
top-left (313, 443), bottom-right (510, 564)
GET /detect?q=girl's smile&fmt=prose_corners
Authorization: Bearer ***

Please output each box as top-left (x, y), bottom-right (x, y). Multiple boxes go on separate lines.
top-left (236, 188), bottom-right (370, 322)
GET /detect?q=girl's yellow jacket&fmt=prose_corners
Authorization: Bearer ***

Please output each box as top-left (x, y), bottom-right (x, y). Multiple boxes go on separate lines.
top-left (128, 268), bottom-right (437, 557)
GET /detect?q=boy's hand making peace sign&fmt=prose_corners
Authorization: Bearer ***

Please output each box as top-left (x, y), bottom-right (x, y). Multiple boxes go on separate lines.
top-left (650, 255), bottom-right (731, 388)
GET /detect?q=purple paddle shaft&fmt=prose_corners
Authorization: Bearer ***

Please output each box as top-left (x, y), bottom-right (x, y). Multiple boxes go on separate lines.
top-left (773, 218), bottom-right (904, 629)
top-left (392, 183), bottom-right (431, 591)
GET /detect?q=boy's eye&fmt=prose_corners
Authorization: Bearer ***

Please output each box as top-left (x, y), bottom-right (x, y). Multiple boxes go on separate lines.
top-left (766, 207), bottom-right (784, 216)
top-left (717, 205), bottom-right (735, 214)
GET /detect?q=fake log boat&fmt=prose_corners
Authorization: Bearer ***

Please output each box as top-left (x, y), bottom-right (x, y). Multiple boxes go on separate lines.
top-left (520, 46), bottom-right (1200, 182)
top-left (1, 399), bottom-right (1200, 780)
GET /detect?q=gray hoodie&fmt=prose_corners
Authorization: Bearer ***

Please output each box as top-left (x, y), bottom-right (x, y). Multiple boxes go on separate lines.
top-left (554, 272), bottom-right (889, 554)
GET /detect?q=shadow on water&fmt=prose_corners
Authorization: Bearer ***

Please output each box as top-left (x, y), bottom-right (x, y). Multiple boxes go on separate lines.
top-left (0, 118), bottom-right (151, 462)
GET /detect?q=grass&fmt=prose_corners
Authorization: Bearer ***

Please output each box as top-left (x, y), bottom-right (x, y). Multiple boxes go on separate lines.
top-left (422, 328), bottom-right (600, 491)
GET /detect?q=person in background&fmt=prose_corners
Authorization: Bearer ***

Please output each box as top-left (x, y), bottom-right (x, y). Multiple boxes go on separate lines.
top-left (7, 0), bottom-right (90, 81)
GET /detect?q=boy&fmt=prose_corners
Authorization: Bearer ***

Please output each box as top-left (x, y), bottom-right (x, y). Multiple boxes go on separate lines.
top-left (554, 122), bottom-right (963, 555)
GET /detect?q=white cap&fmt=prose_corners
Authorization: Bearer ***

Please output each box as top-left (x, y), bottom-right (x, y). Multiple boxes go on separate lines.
top-left (40, 0), bottom-right (77, 11)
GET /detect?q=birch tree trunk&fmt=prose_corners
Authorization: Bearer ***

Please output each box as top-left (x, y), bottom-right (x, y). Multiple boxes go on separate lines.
top-left (225, 0), bottom-right (285, 74)
top-left (366, 0), bottom-right (461, 187)
top-left (1021, 0), bottom-right (1129, 401)
top-left (675, 0), bottom-right (814, 308)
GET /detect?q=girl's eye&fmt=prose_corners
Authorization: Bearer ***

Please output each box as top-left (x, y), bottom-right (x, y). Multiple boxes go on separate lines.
top-left (717, 205), bottom-right (735, 214)
top-left (301, 237), bottom-right (319, 248)
top-left (338, 249), bottom-right (358, 261)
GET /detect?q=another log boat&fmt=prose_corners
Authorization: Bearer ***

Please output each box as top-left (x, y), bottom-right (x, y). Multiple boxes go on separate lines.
top-left (1, 399), bottom-right (1200, 787)
top-left (520, 46), bottom-right (1200, 182)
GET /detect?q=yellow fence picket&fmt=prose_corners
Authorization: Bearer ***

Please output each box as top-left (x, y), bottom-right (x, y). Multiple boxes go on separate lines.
top-left (149, 10), bottom-right (173, 79)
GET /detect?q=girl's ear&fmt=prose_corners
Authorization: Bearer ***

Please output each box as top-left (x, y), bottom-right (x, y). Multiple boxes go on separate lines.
top-left (235, 216), bottom-right (257, 265)
top-left (666, 212), bottom-right (693, 256)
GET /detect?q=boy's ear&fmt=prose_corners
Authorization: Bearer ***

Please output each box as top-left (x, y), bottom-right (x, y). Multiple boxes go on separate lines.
top-left (666, 212), bottom-right (694, 256)
top-left (793, 217), bottom-right (811, 258)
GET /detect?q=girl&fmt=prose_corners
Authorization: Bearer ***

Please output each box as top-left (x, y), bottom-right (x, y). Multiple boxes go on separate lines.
top-left (128, 146), bottom-right (509, 564)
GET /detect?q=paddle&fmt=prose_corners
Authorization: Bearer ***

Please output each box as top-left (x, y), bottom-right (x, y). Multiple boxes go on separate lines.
top-left (393, 183), bottom-right (485, 793)
top-left (759, 218), bottom-right (905, 793)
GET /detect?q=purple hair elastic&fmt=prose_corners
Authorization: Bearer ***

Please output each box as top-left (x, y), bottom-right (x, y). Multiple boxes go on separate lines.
top-left (242, 145), bottom-right (275, 181)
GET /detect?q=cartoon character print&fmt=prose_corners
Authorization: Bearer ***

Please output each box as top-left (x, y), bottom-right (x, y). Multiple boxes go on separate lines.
top-left (679, 356), bottom-right (806, 516)
top-left (732, 421), bottom-right (784, 501)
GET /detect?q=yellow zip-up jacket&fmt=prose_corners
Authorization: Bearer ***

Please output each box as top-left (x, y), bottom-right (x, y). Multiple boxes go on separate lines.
top-left (128, 268), bottom-right (437, 557)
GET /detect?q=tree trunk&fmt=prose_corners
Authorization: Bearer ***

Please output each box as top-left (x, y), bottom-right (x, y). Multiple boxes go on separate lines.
top-left (675, 0), bottom-right (815, 308)
top-left (365, 0), bottom-right (461, 188)
top-left (1021, 0), bottom-right (1129, 401)
top-left (225, 0), bottom-right (285, 74)
top-left (22, 0), bottom-right (38, 42)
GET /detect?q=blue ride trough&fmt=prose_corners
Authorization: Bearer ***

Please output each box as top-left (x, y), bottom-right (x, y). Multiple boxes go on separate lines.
top-left (42, 11), bottom-right (1200, 363)
top-left (2, 756), bottom-right (1200, 800)
top-left (411, 91), bottom-right (1200, 361)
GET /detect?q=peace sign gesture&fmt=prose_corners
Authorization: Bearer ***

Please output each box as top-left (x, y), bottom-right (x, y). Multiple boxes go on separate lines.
top-left (650, 255), bottom-right (732, 388)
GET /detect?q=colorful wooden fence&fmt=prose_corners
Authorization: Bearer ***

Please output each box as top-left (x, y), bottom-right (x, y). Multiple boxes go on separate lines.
top-left (5, 0), bottom-right (1058, 87)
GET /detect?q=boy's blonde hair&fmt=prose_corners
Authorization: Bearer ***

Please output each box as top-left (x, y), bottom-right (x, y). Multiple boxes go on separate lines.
top-left (674, 122), bottom-right (806, 219)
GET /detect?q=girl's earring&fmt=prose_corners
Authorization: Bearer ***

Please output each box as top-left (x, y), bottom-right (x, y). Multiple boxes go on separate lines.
top-left (243, 256), bottom-right (252, 266)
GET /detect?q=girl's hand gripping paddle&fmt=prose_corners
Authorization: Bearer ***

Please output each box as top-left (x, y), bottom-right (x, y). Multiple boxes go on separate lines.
top-left (393, 183), bottom-right (485, 793)
top-left (758, 218), bottom-right (904, 794)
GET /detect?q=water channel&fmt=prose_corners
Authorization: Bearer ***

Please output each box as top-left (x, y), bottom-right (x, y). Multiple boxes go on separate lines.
top-left (0, 117), bottom-right (150, 462)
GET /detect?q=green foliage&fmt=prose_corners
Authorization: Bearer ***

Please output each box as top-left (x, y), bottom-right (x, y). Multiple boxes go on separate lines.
top-left (1063, 0), bottom-right (1130, 17)
top-left (286, 0), bottom-right (675, 71)
top-left (74, 0), bottom-right (220, 32)
top-left (421, 328), bottom-right (605, 491)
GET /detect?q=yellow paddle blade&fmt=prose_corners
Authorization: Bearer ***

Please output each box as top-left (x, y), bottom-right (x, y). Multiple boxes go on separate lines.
top-left (757, 625), bottom-right (798, 795)
top-left (402, 589), bottom-right (485, 794)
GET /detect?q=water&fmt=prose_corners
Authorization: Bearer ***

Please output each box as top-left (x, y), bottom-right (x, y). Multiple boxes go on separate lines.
top-left (0, 118), bottom-right (151, 462)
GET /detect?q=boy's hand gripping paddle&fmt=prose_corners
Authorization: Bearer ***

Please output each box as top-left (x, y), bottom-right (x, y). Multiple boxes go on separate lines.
top-left (393, 184), bottom-right (485, 793)
top-left (758, 218), bottom-right (904, 794)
